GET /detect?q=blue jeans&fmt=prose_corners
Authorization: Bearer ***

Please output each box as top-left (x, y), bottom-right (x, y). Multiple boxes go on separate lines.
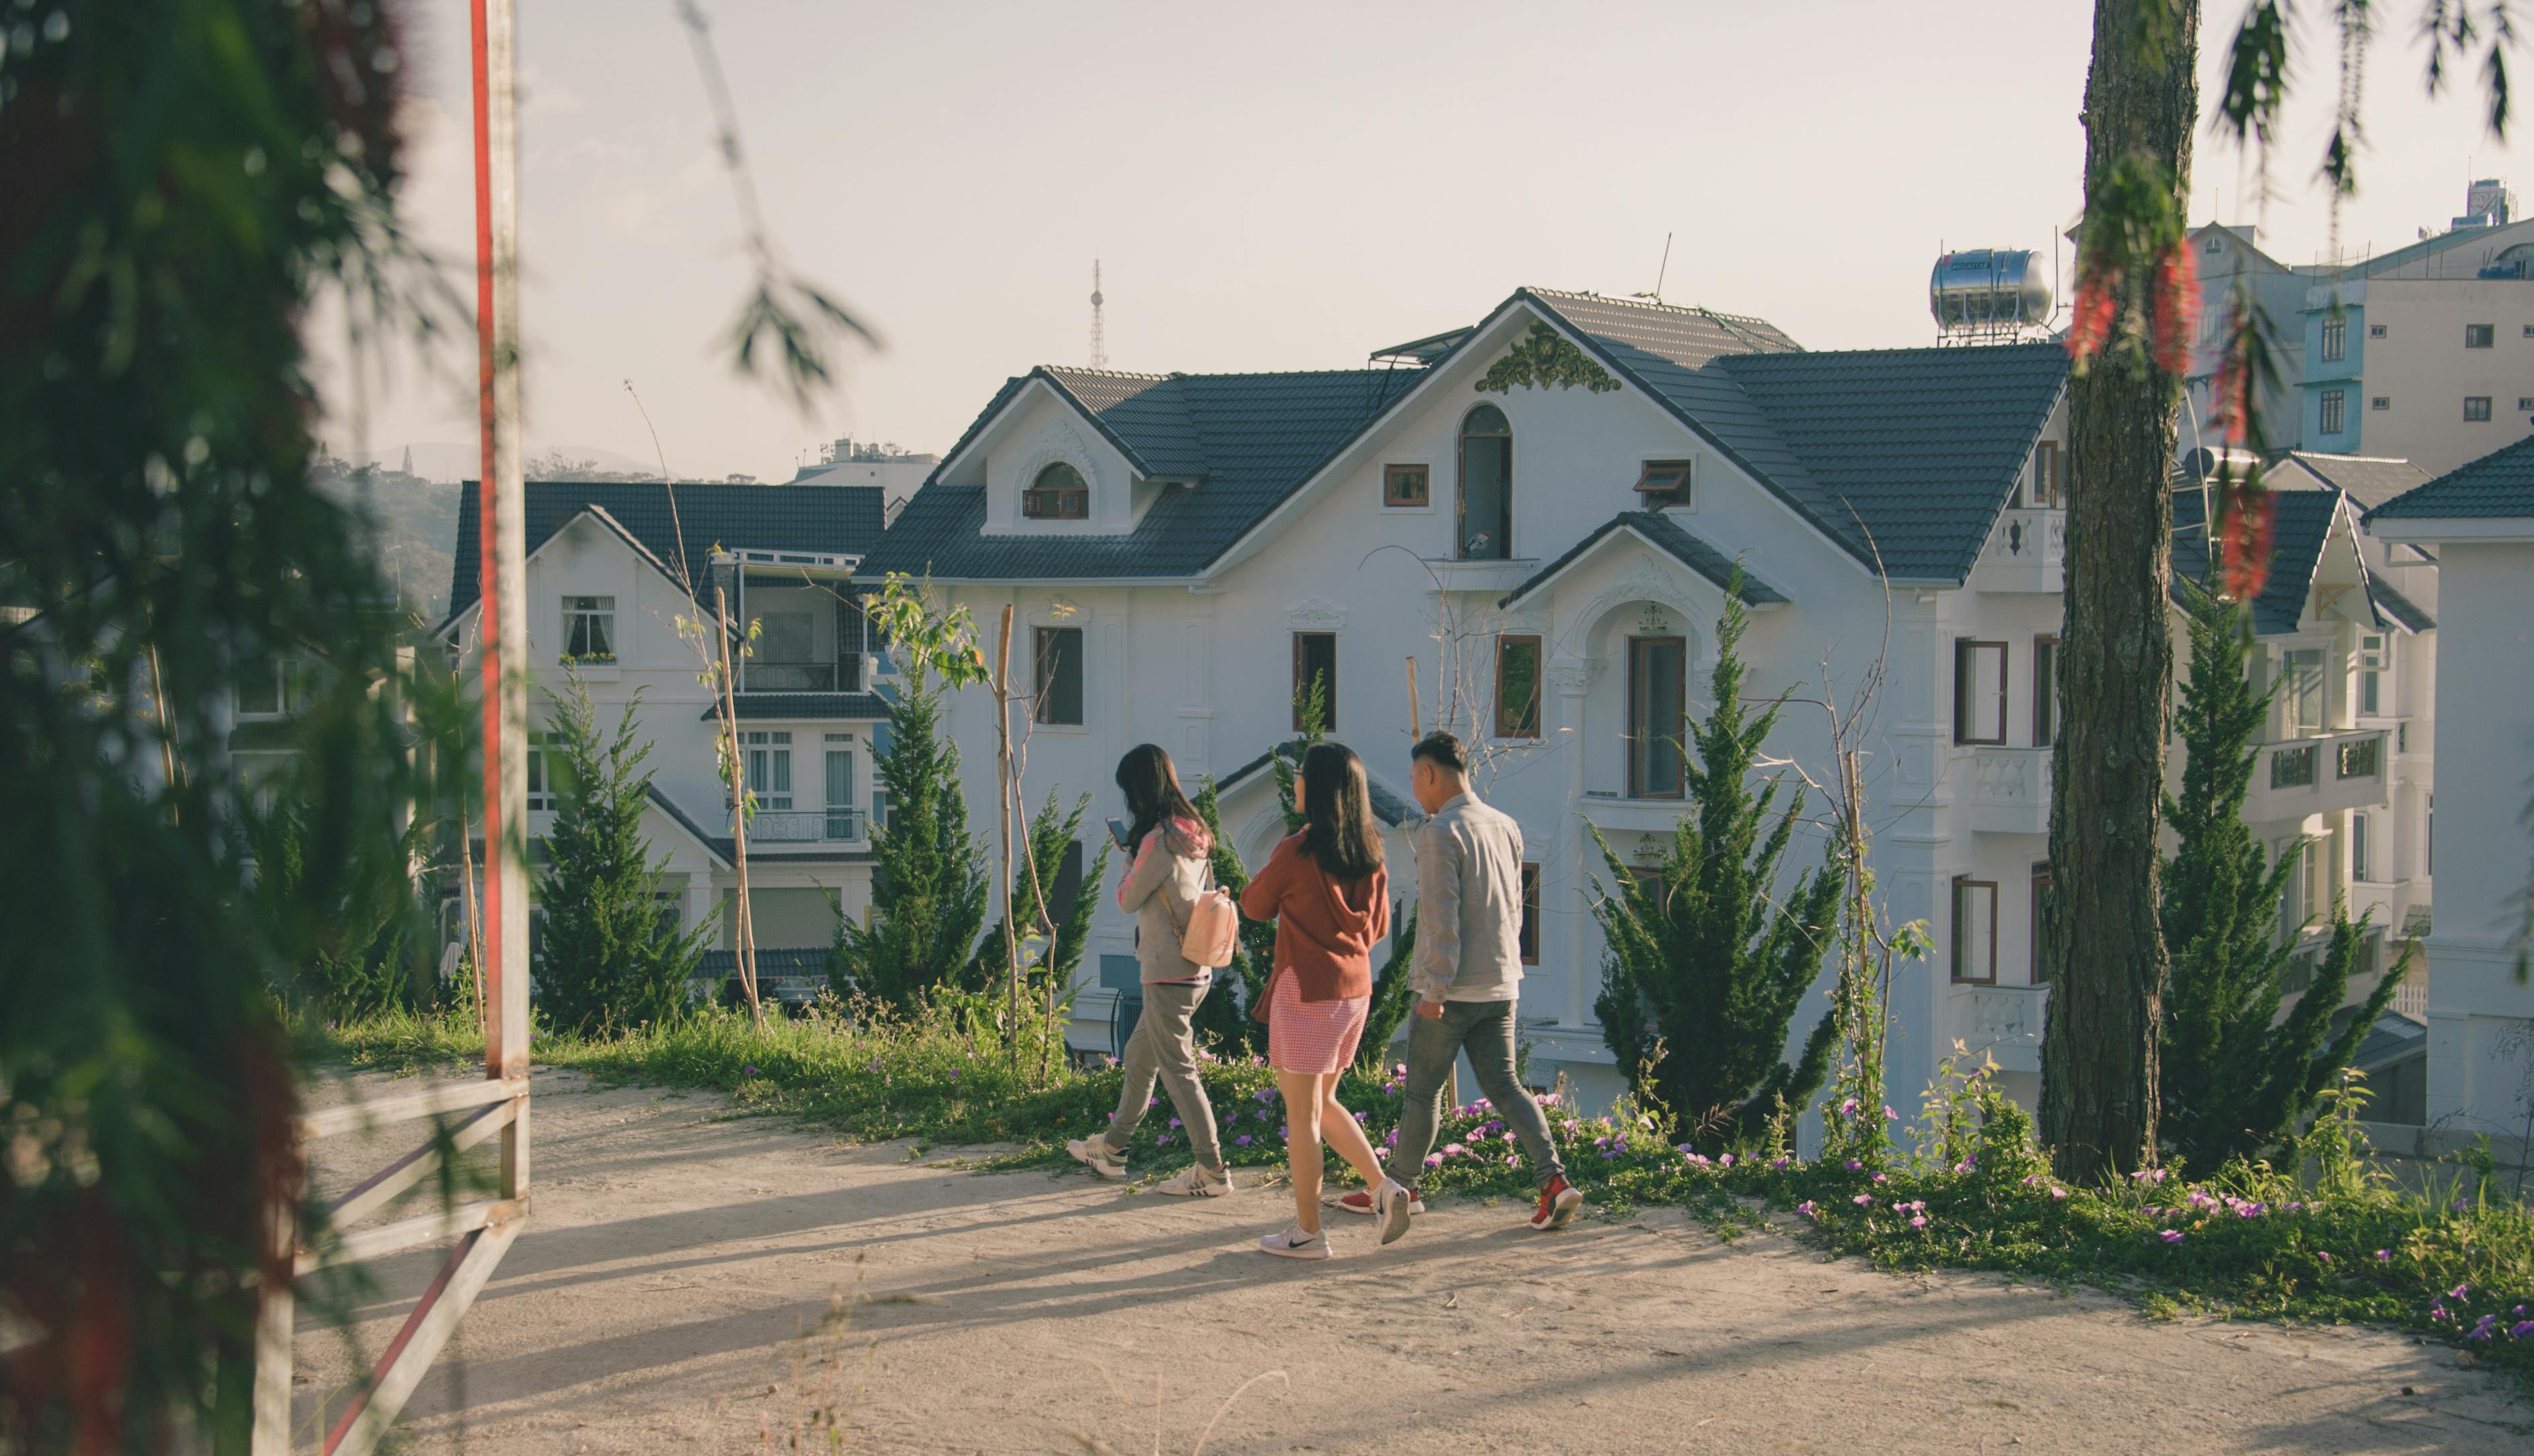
top-left (1390, 999), bottom-right (1565, 1190)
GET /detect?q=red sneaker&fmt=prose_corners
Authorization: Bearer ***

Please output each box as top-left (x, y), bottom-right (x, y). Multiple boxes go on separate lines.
top-left (1337, 1187), bottom-right (1425, 1216)
top-left (1528, 1176), bottom-right (1581, 1231)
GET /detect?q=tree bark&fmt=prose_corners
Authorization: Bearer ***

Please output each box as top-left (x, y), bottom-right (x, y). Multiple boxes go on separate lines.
top-left (2040, 0), bottom-right (2197, 1183)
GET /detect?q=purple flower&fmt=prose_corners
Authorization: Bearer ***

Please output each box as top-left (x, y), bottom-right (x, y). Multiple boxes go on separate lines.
top-left (1442, 1142), bottom-right (1467, 1157)
top-left (1772, 1157), bottom-right (1792, 1170)
top-left (2375, 1250), bottom-right (2392, 1262)
top-left (1852, 1194), bottom-right (1872, 1207)
top-left (1796, 1201), bottom-right (1817, 1217)
top-left (1168, 1118), bottom-right (1183, 1130)
top-left (1156, 1133), bottom-right (1171, 1146)
top-left (1423, 1153), bottom-right (1443, 1168)
top-left (1235, 1134), bottom-right (1253, 1146)
top-left (1837, 1098), bottom-right (1860, 1117)
top-left (2159, 1230), bottom-right (2185, 1245)
top-left (1872, 1172), bottom-right (1888, 1184)
top-left (2318, 1252), bottom-right (2332, 1264)
top-left (742, 1065), bottom-right (760, 1077)
top-left (1843, 1159), bottom-right (1862, 1172)
top-left (1882, 1105), bottom-right (1898, 1121)
top-left (1909, 1215), bottom-right (1928, 1229)
top-left (2511, 1321), bottom-right (2534, 1341)
top-left (2452, 1284), bottom-right (2470, 1300)
top-left (1720, 1153), bottom-right (1736, 1167)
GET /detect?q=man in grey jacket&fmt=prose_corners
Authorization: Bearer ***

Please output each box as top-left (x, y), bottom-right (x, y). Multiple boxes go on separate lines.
top-left (1348, 731), bottom-right (1577, 1233)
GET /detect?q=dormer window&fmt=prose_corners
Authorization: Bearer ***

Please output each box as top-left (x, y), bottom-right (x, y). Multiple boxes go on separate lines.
top-left (1024, 462), bottom-right (1090, 520)
top-left (1633, 460), bottom-right (1692, 508)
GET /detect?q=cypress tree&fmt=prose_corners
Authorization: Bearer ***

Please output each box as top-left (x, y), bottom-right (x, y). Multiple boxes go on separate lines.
top-left (831, 657), bottom-right (987, 1010)
top-left (1589, 578), bottom-right (1844, 1150)
top-left (1187, 777), bottom-right (1270, 1055)
top-left (535, 677), bottom-right (713, 1035)
top-left (2159, 589), bottom-right (2404, 1170)
top-left (969, 790), bottom-right (1113, 998)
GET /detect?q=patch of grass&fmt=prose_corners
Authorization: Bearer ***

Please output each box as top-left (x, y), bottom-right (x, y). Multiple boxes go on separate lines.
top-left (318, 1004), bottom-right (2534, 1386)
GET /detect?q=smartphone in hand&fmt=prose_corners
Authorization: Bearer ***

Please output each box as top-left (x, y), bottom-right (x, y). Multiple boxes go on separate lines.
top-left (1107, 816), bottom-right (1134, 851)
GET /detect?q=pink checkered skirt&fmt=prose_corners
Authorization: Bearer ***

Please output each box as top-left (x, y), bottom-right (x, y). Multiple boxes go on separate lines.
top-left (1266, 970), bottom-right (1369, 1075)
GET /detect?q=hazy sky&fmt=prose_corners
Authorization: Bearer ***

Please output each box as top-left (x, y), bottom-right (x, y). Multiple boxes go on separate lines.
top-left (315, 1), bottom-right (2526, 484)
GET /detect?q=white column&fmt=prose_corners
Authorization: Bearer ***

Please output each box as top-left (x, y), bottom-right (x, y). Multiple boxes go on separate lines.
top-left (1550, 657), bottom-right (1595, 1030)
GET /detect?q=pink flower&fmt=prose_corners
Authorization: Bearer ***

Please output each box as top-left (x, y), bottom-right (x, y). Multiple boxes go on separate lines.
top-left (1909, 1215), bottom-right (1928, 1229)
top-left (1852, 1194), bottom-right (1872, 1207)
top-left (1796, 1201), bottom-right (1818, 1217)
top-left (2159, 1229), bottom-right (2185, 1245)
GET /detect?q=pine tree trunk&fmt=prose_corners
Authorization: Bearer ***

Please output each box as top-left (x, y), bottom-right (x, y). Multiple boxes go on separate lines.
top-left (2040, 0), bottom-right (2197, 1183)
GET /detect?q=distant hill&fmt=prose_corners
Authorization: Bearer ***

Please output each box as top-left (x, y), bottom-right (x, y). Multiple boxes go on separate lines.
top-left (314, 456), bottom-right (462, 619)
top-left (347, 441), bottom-right (661, 484)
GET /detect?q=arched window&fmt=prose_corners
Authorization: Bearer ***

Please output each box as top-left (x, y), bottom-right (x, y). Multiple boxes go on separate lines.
top-left (1457, 404), bottom-right (1512, 559)
top-left (1023, 461), bottom-right (1090, 520)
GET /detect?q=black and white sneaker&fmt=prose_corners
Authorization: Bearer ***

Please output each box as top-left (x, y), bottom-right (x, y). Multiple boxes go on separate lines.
top-left (1258, 1222), bottom-right (1333, 1260)
top-left (1067, 1133), bottom-right (1127, 1179)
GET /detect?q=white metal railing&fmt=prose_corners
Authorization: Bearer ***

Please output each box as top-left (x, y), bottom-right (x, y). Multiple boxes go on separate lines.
top-left (2246, 727), bottom-right (2390, 823)
top-left (745, 807), bottom-right (865, 843)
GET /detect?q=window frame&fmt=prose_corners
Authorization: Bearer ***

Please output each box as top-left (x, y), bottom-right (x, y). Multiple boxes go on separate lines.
top-left (2372, 396), bottom-right (2391, 412)
top-left (2032, 634), bottom-right (2059, 749)
top-left (742, 729), bottom-right (794, 811)
top-left (1626, 634), bottom-right (1688, 800)
top-left (1291, 631), bottom-right (1337, 733)
top-left (2029, 440), bottom-right (2062, 508)
top-left (2319, 315), bottom-right (2346, 363)
top-left (1519, 862), bottom-right (1541, 965)
top-left (2351, 810), bottom-right (2372, 884)
top-left (524, 729), bottom-right (558, 812)
top-left (824, 737), bottom-right (859, 841)
top-left (2368, 322), bottom-right (2388, 339)
top-left (1632, 459), bottom-right (1693, 509)
top-left (2466, 395), bottom-right (2494, 422)
top-left (2357, 633), bottom-right (2386, 717)
top-left (1455, 404), bottom-right (1513, 561)
top-left (2466, 322), bottom-right (2496, 349)
top-left (2319, 387), bottom-right (2346, 436)
top-left (1022, 461), bottom-right (1091, 520)
top-left (1494, 633), bottom-right (1543, 739)
top-left (1951, 875), bottom-right (1999, 985)
top-left (1952, 639), bottom-right (2009, 746)
top-left (1382, 463), bottom-right (1431, 509)
top-left (562, 593), bottom-right (617, 664)
top-left (1032, 624), bottom-right (1085, 727)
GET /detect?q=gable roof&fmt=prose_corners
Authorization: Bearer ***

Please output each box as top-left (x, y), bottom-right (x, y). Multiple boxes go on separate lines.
top-left (445, 481), bottom-right (888, 624)
top-left (2368, 576), bottom-right (2436, 633)
top-left (2366, 432), bottom-right (2534, 522)
top-left (1213, 740), bottom-right (1416, 828)
top-left (869, 368), bottom-right (1423, 581)
top-left (2275, 452), bottom-right (2431, 512)
top-left (2170, 485), bottom-right (2346, 635)
top-left (878, 289), bottom-right (2066, 589)
top-left (1498, 510), bottom-right (1789, 611)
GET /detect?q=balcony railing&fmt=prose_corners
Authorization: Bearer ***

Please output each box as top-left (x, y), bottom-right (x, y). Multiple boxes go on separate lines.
top-left (1978, 508), bottom-right (2066, 591)
top-left (1968, 747), bottom-right (2051, 835)
top-left (745, 808), bottom-right (865, 844)
top-left (743, 660), bottom-right (861, 694)
top-left (2244, 727), bottom-right (2390, 823)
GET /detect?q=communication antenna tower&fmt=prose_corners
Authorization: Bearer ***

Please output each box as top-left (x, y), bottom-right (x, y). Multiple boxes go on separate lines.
top-left (1089, 259), bottom-right (1107, 369)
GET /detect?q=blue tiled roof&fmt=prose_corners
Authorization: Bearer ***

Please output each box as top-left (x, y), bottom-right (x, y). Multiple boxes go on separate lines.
top-left (1499, 511), bottom-right (1789, 610)
top-left (876, 290), bottom-right (2066, 588)
top-left (2366, 432), bottom-right (2534, 521)
top-left (446, 481), bottom-right (888, 623)
top-left (868, 368), bottom-right (1423, 581)
top-left (1213, 740), bottom-right (1416, 827)
top-left (2369, 577), bottom-right (2435, 633)
top-left (2171, 486), bottom-right (2343, 635)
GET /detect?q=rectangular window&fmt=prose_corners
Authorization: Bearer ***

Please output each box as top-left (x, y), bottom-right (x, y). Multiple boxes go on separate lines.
top-left (1292, 631), bottom-right (1337, 732)
top-left (2031, 865), bottom-right (2056, 985)
top-left (2302, 839), bottom-right (2324, 921)
top-left (1032, 625), bottom-right (1084, 726)
top-left (2520, 398), bottom-right (2534, 412)
top-left (2319, 316), bottom-right (2346, 362)
top-left (2466, 322), bottom-right (2496, 349)
top-left (2372, 396), bottom-right (2391, 411)
top-left (524, 729), bottom-right (557, 811)
top-left (1953, 640), bottom-right (2008, 745)
top-left (2032, 635), bottom-right (2058, 747)
top-left (562, 595), bottom-right (616, 662)
top-left (2270, 743), bottom-right (2317, 790)
top-left (1519, 862), bottom-right (1541, 965)
top-left (1626, 635), bottom-right (1687, 798)
top-left (1495, 634), bottom-right (1542, 739)
top-left (2466, 396), bottom-right (2494, 422)
top-left (1632, 460), bottom-right (1693, 508)
top-left (2351, 811), bottom-right (2371, 884)
top-left (2279, 648), bottom-right (2325, 735)
top-left (2358, 633), bottom-right (2385, 716)
top-left (2029, 441), bottom-right (2062, 508)
top-left (1383, 463), bottom-right (1430, 508)
top-left (235, 654), bottom-right (299, 717)
top-left (743, 729), bottom-right (792, 810)
top-left (1629, 865), bottom-right (1670, 915)
top-left (825, 742), bottom-right (857, 840)
top-left (2368, 322), bottom-right (2387, 338)
top-left (2319, 388), bottom-right (2346, 435)
top-left (1951, 876), bottom-right (1998, 984)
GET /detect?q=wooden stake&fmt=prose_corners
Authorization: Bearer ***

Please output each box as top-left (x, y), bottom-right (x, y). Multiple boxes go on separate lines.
top-left (717, 582), bottom-right (763, 1026)
top-left (1405, 654), bottom-right (1421, 743)
top-left (994, 605), bottom-right (1018, 1071)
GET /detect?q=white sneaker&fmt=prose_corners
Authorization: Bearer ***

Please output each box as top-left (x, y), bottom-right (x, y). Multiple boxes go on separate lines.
top-left (1374, 1178), bottom-right (1414, 1246)
top-left (1154, 1164), bottom-right (1234, 1198)
top-left (1067, 1133), bottom-right (1126, 1179)
top-left (1258, 1222), bottom-right (1332, 1260)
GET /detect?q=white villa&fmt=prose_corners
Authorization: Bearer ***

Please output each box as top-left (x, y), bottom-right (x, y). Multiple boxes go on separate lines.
top-left (436, 481), bottom-right (893, 997)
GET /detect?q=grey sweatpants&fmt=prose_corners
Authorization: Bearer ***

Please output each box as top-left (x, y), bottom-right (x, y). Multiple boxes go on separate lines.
top-left (1102, 976), bottom-right (1223, 1172)
top-left (1390, 999), bottom-right (1565, 1189)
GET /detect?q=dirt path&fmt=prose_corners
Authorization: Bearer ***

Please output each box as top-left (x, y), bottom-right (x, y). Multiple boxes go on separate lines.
top-left (291, 1069), bottom-right (2527, 1455)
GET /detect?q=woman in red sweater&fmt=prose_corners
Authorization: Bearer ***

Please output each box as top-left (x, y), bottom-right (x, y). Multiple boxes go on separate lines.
top-left (1239, 742), bottom-right (1415, 1257)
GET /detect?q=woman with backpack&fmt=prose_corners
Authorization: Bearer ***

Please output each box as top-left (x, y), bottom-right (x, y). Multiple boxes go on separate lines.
top-left (1239, 741), bottom-right (1416, 1257)
top-left (1067, 743), bottom-right (1236, 1198)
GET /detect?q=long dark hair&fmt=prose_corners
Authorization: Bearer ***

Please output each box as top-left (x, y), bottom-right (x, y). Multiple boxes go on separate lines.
top-left (1298, 742), bottom-right (1382, 882)
top-left (1115, 743), bottom-right (1206, 857)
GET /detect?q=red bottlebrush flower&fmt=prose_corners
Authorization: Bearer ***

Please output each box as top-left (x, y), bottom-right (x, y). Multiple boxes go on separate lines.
top-left (2065, 265), bottom-right (2120, 367)
top-left (2209, 313), bottom-right (2251, 446)
top-left (2219, 481), bottom-right (2277, 600)
top-left (2152, 243), bottom-right (2200, 376)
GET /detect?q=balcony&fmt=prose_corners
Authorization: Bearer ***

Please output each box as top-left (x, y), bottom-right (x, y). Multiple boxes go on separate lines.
top-left (745, 808), bottom-right (865, 845)
top-left (742, 660), bottom-right (862, 694)
top-left (1579, 790), bottom-right (1689, 834)
top-left (1978, 508), bottom-right (2065, 593)
top-left (1950, 983), bottom-right (2049, 1073)
top-left (1968, 748), bottom-right (2051, 835)
top-left (2242, 727), bottom-right (2391, 824)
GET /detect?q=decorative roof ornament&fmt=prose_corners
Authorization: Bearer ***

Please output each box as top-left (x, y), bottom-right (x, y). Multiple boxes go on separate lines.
top-left (1475, 321), bottom-right (1620, 395)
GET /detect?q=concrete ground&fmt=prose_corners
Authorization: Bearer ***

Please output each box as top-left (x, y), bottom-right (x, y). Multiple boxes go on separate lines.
top-left (290, 1068), bottom-right (2531, 1455)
